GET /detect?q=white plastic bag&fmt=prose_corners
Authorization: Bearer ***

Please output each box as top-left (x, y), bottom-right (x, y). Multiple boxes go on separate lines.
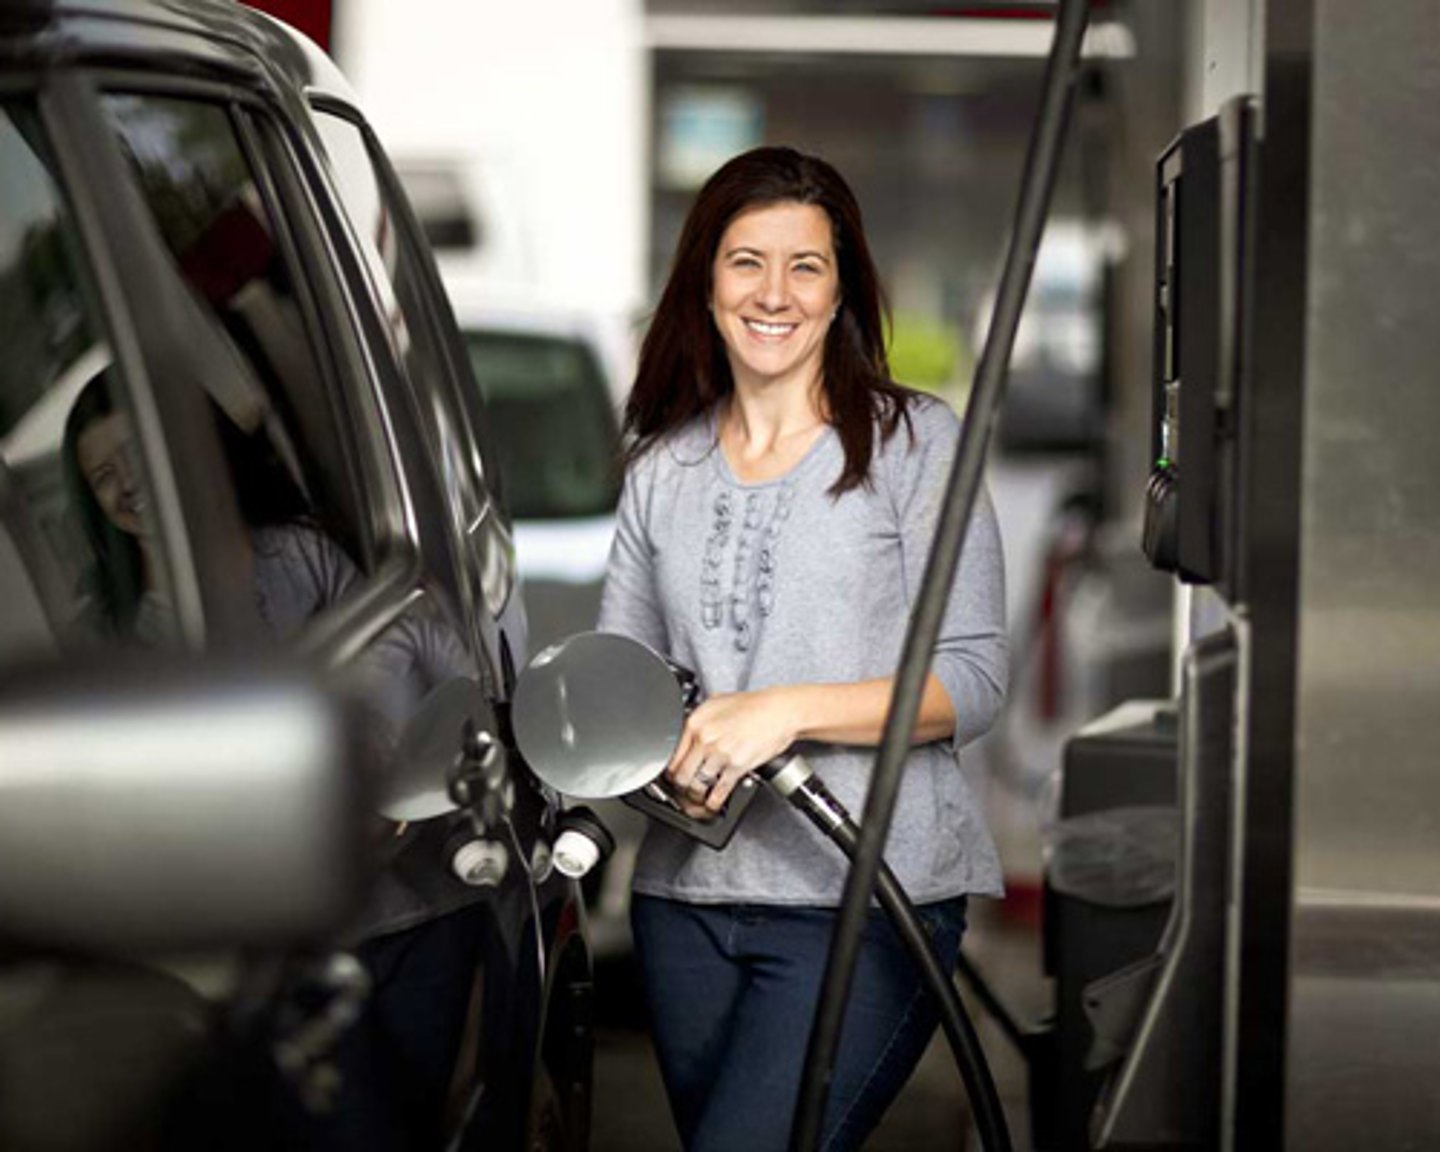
top-left (1043, 805), bottom-right (1178, 908)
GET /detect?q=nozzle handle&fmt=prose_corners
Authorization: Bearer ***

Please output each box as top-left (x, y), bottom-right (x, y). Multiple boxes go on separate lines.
top-left (621, 772), bottom-right (761, 850)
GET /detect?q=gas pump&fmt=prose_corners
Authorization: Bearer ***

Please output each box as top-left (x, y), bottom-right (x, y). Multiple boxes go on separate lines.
top-left (1048, 93), bottom-right (1260, 1149)
top-left (1142, 98), bottom-right (1259, 600)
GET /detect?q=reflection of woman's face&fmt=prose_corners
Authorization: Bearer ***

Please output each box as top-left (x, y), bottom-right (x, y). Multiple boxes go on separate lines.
top-left (76, 411), bottom-right (147, 537)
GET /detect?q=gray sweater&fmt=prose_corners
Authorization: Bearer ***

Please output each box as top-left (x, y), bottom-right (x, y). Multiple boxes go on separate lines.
top-left (598, 394), bottom-right (1007, 905)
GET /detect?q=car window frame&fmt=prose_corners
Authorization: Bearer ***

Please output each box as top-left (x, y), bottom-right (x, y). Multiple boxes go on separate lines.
top-left (31, 67), bottom-right (255, 650)
top-left (306, 101), bottom-right (519, 610)
top-left (302, 100), bottom-right (520, 672)
top-left (307, 99), bottom-right (501, 508)
top-left (300, 105), bottom-right (485, 579)
top-left (251, 94), bottom-right (497, 672)
top-left (75, 66), bottom-right (481, 678)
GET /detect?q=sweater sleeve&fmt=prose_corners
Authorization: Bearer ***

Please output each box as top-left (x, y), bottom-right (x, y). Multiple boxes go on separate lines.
top-left (597, 453), bottom-right (668, 652)
top-left (891, 399), bottom-right (1009, 753)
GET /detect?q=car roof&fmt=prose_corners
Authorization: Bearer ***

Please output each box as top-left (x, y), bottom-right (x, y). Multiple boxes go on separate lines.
top-left (0, 0), bottom-right (359, 107)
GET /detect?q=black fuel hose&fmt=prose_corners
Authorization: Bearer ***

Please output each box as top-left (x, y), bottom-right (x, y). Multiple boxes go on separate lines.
top-left (790, 2), bottom-right (1093, 1149)
top-left (762, 760), bottom-right (1009, 1152)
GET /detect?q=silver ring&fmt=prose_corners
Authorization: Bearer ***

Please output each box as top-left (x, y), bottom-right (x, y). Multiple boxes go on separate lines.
top-left (692, 769), bottom-right (717, 792)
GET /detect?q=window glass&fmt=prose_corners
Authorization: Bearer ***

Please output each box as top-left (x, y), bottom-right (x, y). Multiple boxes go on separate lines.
top-left (392, 161), bottom-right (480, 252)
top-left (100, 95), bottom-right (494, 904)
top-left (309, 111), bottom-right (486, 532)
top-left (463, 330), bottom-right (620, 520)
top-left (0, 101), bottom-right (175, 653)
top-left (101, 93), bottom-right (367, 574)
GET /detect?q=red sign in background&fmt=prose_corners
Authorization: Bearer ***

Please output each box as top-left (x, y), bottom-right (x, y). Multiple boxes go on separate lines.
top-left (240, 0), bottom-right (333, 53)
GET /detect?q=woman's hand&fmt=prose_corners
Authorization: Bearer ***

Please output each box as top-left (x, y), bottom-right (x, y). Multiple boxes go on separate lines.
top-left (660, 675), bottom-right (958, 818)
top-left (665, 688), bottom-right (801, 815)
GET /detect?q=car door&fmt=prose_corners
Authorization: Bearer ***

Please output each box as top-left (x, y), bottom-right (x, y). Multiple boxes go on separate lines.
top-left (40, 65), bottom-right (538, 1147)
top-left (0, 71), bottom-right (305, 1152)
top-left (300, 100), bottom-right (595, 1150)
top-left (294, 103), bottom-right (575, 1139)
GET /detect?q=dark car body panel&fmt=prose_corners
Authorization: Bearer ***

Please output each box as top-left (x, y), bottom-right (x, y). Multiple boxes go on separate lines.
top-left (0, 1), bottom-right (591, 1147)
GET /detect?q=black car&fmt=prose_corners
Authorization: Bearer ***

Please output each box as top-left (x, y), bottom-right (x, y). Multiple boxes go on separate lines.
top-left (0, 2), bottom-right (593, 1148)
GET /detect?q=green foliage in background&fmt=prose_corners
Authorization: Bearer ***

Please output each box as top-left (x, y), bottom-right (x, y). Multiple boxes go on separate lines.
top-left (887, 311), bottom-right (972, 402)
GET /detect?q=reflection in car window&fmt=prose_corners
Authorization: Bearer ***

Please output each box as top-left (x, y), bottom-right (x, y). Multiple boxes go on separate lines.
top-left (310, 111), bottom-right (486, 531)
top-left (102, 93), bottom-right (369, 571)
top-left (464, 331), bottom-right (620, 520)
top-left (99, 90), bottom-right (485, 817)
top-left (0, 101), bottom-right (174, 652)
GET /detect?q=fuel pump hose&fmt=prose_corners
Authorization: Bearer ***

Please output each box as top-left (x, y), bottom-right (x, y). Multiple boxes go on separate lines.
top-left (762, 758), bottom-right (1011, 1152)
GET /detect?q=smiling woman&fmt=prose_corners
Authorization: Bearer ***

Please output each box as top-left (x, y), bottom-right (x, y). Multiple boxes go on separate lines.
top-left (599, 146), bottom-right (1009, 1151)
top-left (624, 145), bottom-right (909, 497)
top-left (708, 201), bottom-right (839, 405)
top-left (61, 375), bottom-right (165, 641)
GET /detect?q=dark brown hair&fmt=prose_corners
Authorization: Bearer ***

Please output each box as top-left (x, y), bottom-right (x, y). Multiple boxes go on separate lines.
top-left (624, 145), bottom-right (912, 493)
top-left (63, 373), bottom-right (144, 635)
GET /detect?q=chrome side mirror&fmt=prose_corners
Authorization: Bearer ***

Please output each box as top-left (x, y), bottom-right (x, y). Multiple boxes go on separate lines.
top-left (0, 657), bottom-right (371, 954)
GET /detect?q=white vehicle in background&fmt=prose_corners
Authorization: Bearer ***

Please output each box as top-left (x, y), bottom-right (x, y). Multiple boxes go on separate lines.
top-left (390, 155), bottom-right (537, 287)
top-left (444, 279), bottom-right (646, 957)
top-left (442, 278), bottom-right (632, 655)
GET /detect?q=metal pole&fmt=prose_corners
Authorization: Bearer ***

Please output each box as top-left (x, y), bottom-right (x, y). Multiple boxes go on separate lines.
top-left (790, 2), bottom-right (1093, 1147)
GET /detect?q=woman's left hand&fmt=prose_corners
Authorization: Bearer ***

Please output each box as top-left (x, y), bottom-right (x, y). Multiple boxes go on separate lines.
top-left (666, 687), bottom-right (801, 814)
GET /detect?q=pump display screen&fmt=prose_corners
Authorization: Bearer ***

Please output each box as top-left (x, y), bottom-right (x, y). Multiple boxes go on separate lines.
top-left (1142, 97), bottom-right (1258, 596)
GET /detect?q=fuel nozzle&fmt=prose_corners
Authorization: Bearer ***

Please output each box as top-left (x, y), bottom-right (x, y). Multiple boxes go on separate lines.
top-left (760, 755), bottom-right (853, 841)
top-left (552, 805), bottom-right (615, 880)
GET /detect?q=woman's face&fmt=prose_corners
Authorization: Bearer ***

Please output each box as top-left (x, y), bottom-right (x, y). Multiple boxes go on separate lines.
top-left (710, 200), bottom-right (841, 395)
top-left (77, 410), bottom-right (147, 537)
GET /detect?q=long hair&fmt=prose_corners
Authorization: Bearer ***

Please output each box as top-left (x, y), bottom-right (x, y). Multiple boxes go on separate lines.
top-left (62, 373), bottom-right (145, 635)
top-left (625, 145), bottom-right (912, 493)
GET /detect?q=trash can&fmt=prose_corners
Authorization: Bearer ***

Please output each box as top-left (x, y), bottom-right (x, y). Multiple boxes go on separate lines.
top-left (1039, 701), bottom-right (1177, 1151)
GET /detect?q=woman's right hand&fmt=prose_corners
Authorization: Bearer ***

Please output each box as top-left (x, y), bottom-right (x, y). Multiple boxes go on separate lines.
top-left (667, 787), bottom-right (719, 822)
top-left (664, 687), bottom-right (802, 814)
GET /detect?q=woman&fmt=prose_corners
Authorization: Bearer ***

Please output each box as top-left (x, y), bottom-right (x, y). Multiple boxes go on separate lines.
top-left (63, 372), bottom-right (337, 646)
top-left (599, 146), bottom-right (1009, 1150)
top-left (62, 374), bottom-right (163, 641)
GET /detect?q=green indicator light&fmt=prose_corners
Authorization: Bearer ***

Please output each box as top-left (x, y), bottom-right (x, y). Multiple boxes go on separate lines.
top-left (1156, 457), bottom-right (1172, 470)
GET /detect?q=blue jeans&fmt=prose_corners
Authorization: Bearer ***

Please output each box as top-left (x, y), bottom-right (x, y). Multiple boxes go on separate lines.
top-left (631, 894), bottom-right (968, 1152)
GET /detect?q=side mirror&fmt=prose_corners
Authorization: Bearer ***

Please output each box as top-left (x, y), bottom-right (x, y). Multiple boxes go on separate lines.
top-left (0, 657), bottom-right (372, 955)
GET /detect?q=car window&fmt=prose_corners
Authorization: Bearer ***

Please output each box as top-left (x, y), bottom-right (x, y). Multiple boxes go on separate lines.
top-left (97, 91), bottom-right (498, 826)
top-left (0, 100), bottom-right (177, 655)
top-left (463, 330), bottom-right (620, 520)
top-left (309, 110), bottom-right (489, 532)
top-left (310, 107), bottom-right (519, 636)
top-left (101, 93), bottom-right (370, 575)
